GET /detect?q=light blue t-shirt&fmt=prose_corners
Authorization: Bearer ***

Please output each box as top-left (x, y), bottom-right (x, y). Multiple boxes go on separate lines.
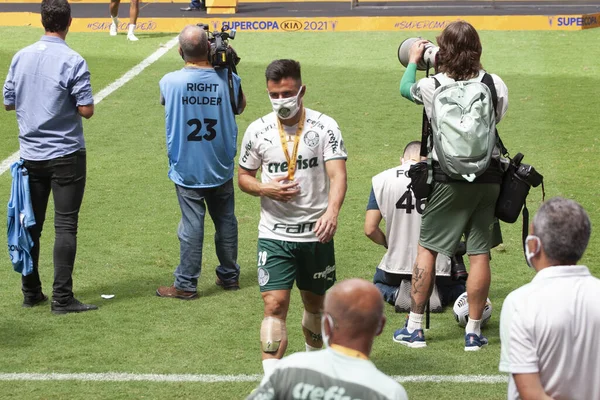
top-left (159, 67), bottom-right (241, 188)
top-left (3, 36), bottom-right (93, 161)
top-left (7, 161), bottom-right (35, 276)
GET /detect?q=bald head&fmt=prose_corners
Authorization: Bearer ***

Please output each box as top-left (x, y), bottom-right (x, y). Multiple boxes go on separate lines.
top-left (179, 25), bottom-right (209, 62)
top-left (402, 141), bottom-right (421, 163)
top-left (324, 279), bottom-right (384, 340)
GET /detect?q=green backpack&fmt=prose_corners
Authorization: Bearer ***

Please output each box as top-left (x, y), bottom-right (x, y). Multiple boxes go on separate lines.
top-left (430, 73), bottom-right (497, 182)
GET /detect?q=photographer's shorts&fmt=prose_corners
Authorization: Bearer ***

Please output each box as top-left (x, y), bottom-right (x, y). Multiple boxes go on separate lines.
top-left (419, 182), bottom-right (500, 258)
top-left (256, 239), bottom-right (336, 295)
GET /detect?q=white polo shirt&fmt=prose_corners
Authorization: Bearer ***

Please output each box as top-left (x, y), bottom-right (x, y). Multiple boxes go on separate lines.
top-left (499, 265), bottom-right (600, 400)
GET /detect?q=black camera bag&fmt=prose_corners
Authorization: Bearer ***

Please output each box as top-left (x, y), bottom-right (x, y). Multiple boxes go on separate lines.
top-left (495, 153), bottom-right (545, 257)
top-left (408, 161), bottom-right (431, 200)
top-left (495, 154), bottom-right (530, 223)
top-left (495, 153), bottom-right (544, 223)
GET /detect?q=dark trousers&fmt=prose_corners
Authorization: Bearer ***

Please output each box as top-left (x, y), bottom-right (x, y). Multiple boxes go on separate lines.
top-left (373, 267), bottom-right (465, 307)
top-left (22, 149), bottom-right (86, 303)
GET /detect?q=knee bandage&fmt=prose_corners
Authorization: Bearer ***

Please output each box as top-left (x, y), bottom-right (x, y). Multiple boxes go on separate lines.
top-left (260, 317), bottom-right (286, 353)
top-left (302, 310), bottom-right (323, 343)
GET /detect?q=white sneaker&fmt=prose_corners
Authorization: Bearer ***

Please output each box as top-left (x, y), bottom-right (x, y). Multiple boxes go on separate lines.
top-left (109, 22), bottom-right (118, 36)
top-left (127, 32), bottom-right (139, 41)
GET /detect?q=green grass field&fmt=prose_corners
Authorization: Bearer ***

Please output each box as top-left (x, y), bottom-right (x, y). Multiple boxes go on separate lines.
top-left (0, 26), bottom-right (599, 399)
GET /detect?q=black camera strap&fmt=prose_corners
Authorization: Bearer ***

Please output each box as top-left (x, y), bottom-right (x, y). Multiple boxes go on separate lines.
top-left (520, 180), bottom-right (545, 259)
top-left (226, 67), bottom-right (244, 115)
top-left (481, 73), bottom-right (508, 157)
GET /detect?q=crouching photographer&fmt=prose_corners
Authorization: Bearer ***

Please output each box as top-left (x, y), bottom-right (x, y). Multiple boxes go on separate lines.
top-left (156, 25), bottom-right (247, 299)
top-left (394, 21), bottom-right (509, 351)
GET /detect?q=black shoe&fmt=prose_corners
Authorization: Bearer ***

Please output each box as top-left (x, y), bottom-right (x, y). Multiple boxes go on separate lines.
top-left (51, 298), bottom-right (98, 315)
top-left (215, 277), bottom-right (240, 291)
top-left (180, 6), bottom-right (203, 11)
top-left (22, 292), bottom-right (48, 308)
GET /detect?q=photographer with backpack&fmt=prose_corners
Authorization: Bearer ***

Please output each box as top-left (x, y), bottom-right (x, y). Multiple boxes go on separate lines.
top-left (396, 21), bottom-right (508, 350)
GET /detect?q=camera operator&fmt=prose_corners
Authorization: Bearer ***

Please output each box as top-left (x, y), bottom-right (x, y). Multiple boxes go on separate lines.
top-left (396, 21), bottom-right (508, 350)
top-left (364, 141), bottom-right (465, 320)
top-left (156, 25), bottom-right (246, 299)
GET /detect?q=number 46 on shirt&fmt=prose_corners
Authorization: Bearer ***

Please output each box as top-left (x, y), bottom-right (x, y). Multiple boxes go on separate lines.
top-left (396, 189), bottom-right (426, 214)
top-left (187, 118), bottom-right (218, 141)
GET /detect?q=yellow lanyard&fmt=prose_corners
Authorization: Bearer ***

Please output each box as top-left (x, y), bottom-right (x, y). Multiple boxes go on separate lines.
top-left (277, 109), bottom-right (305, 181)
top-left (329, 344), bottom-right (369, 360)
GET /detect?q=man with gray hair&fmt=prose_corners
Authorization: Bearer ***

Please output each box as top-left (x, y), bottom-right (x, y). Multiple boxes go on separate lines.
top-left (499, 197), bottom-right (599, 400)
top-left (247, 279), bottom-right (408, 400)
top-left (156, 25), bottom-right (246, 299)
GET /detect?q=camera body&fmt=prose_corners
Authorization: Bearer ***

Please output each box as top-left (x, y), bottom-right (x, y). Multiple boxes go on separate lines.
top-left (450, 241), bottom-right (468, 281)
top-left (515, 162), bottom-right (543, 188)
top-left (398, 37), bottom-right (440, 71)
top-left (197, 24), bottom-right (241, 72)
top-left (495, 153), bottom-right (544, 224)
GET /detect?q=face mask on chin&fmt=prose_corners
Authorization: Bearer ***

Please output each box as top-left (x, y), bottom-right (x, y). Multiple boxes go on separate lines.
top-left (524, 235), bottom-right (541, 269)
top-left (270, 87), bottom-right (303, 120)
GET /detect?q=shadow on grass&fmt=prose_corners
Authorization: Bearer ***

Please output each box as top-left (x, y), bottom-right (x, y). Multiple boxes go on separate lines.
top-left (0, 317), bottom-right (52, 349)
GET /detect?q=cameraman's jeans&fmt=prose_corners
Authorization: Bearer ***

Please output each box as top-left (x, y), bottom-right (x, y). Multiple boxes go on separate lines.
top-left (373, 267), bottom-right (403, 305)
top-left (22, 149), bottom-right (86, 303)
top-left (373, 267), bottom-right (464, 307)
top-left (174, 180), bottom-right (240, 292)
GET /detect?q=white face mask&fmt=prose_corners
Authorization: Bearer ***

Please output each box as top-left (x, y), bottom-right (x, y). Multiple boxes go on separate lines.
top-left (524, 235), bottom-right (541, 269)
top-left (321, 314), bottom-right (334, 348)
top-left (270, 87), bottom-right (303, 120)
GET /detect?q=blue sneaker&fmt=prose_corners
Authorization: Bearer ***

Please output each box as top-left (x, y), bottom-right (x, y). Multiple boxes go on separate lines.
top-left (464, 333), bottom-right (488, 351)
top-left (393, 318), bottom-right (427, 348)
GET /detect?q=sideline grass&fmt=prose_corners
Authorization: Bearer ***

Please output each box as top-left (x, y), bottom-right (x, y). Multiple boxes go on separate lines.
top-left (0, 28), bottom-right (599, 399)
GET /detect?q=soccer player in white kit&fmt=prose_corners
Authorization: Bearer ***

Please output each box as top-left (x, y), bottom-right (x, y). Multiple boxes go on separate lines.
top-left (238, 59), bottom-right (347, 378)
top-left (108, 0), bottom-right (139, 41)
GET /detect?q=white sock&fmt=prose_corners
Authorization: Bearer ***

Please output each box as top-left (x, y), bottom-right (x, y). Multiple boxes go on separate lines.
top-left (407, 312), bottom-right (423, 333)
top-left (128, 24), bottom-right (136, 34)
top-left (305, 343), bottom-right (320, 352)
top-left (465, 318), bottom-right (482, 336)
top-left (262, 358), bottom-right (279, 378)
top-left (111, 16), bottom-right (118, 25)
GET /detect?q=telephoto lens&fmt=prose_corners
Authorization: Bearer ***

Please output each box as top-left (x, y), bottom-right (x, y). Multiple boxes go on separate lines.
top-left (398, 37), bottom-right (439, 71)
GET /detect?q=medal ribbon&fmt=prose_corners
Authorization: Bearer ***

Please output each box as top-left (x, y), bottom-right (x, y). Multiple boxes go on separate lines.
top-left (277, 108), bottom-right (305, 181)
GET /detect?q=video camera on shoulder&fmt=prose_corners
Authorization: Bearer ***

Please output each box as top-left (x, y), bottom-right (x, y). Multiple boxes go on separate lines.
top-left (196, 23), bottom-right (244, 115)
top-left (197, 23), bottom-right (241, 73)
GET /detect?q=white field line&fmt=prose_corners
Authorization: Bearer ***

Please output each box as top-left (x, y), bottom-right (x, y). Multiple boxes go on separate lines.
top-left (0, 373), bottom-right (508, 384)
top-left (0, 36), bottom-right (179, 177)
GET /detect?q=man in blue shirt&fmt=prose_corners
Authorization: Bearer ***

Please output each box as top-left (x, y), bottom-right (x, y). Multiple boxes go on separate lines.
top-left (156, 24), bottom-right (246, 299)
top-left (3, 0), bottom-right (97, 314)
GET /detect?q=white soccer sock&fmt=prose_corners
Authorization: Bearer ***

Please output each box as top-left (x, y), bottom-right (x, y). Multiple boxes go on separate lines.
top-left (407, 312), bottom-right (424, 333)
top-left (305, 343), bottom-right (320, 352)
top-left (111, 16), bottom-right (118, 25)
top-left (128, 24), bottom-right (136, 34)
top-left (262, 358), bottom-right (279, 378)
top-left (465, 318), bottom-right (482, 336)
